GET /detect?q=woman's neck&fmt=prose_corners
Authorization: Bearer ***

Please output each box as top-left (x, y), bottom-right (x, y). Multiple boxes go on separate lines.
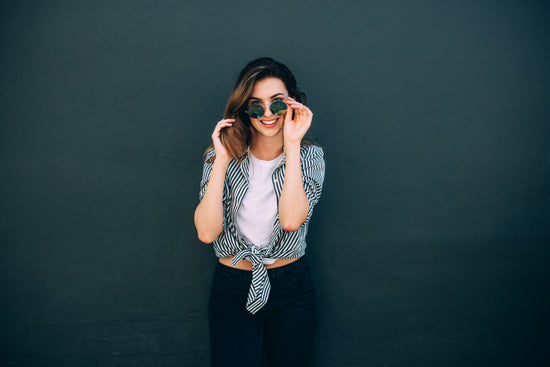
top-left (250, 135), bottom-right (284, 161)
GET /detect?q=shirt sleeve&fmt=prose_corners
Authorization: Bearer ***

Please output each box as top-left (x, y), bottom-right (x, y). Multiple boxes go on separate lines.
top-left (199, 148), bottom-right (216, 201)
top-left (301, 144), bottom-right (326, 222)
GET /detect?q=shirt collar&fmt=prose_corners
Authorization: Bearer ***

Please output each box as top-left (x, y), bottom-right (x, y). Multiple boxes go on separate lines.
top-left (240, 146), bottom-right (286, 174)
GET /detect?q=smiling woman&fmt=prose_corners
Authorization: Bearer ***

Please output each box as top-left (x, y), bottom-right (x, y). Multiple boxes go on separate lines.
top-left (246, 78), bottom-right (288, 143)
top-left (193, 57), bottom-right (325, 367)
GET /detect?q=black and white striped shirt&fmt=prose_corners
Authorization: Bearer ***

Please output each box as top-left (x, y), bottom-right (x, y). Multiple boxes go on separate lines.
top-left (199, 144), bottom-right (325, 314)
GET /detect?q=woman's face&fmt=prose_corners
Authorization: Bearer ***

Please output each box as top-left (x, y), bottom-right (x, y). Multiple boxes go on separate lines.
top-left (246, 77), bottom-right (289, 141)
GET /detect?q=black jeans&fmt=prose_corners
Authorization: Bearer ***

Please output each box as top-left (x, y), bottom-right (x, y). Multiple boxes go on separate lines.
top-left (209, 256), bottom-right (316, 367)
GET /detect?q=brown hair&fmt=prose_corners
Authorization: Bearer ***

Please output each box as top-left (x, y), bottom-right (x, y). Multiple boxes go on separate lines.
top-left (204, 57), bottom-right (309, 163)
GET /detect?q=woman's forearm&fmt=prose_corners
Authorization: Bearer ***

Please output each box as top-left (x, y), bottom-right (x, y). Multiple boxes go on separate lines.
top-left (278, 143), bottom-right (309, 231)
top-left (194, 157), bottom-right (230, 243)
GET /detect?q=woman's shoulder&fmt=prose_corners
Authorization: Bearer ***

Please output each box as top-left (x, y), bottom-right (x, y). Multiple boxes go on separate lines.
top-left (203, 145), bottom-right (222, 164)
top-left (202, 146), bottom-right (242, 172)
top-left (300, 142), bottom-right (324, 159)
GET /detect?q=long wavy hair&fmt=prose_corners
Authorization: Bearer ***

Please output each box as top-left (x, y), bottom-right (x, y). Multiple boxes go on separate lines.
top-left (204, 57), bottom-right (309, 163)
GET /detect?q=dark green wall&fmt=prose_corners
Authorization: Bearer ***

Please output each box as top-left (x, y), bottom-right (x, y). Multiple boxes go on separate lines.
top-left (1, 1), bottom-right (548, 366)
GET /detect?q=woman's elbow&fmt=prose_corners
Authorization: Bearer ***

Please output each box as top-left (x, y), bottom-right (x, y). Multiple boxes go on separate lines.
top-left (280, 218), bottom-right (306, 232)
top-left (281, 223), bottom-right (301, 232)
top-left (279, 203), bottom-right (309, 231)
top-left (194, 207), bottom-right (223, 243)
top-left (195, 218), bottom-right (222, 243)
top-left (197, 230), bottom-right (221, 244)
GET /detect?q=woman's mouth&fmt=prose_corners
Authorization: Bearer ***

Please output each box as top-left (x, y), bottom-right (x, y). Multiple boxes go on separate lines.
top-left (260, 118), bottom-right (278, 127)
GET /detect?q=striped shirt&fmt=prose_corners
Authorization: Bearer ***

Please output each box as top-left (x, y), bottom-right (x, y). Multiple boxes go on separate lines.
top-left (199, 144), bottom-right (325, 314)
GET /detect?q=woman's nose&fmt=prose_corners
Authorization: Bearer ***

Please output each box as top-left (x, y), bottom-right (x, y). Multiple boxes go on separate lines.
top-left (262, 105), bottom-right (274, 117)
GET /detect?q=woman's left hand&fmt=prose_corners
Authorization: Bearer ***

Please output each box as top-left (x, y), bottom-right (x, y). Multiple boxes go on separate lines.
top-left (283, 97), bottom-right (313, 146)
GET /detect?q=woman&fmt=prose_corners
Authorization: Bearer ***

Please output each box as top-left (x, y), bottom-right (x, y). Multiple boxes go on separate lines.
top-left (194, 57), bottom-right (325, 367)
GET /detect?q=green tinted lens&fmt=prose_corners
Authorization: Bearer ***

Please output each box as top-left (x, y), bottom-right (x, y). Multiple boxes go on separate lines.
top-left (270, 100), bottom-right (288, 115)
top-left (246, 104), bottom-right (264, 118)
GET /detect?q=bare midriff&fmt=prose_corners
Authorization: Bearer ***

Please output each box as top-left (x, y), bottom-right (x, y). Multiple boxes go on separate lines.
top-left (219, 255), bottom-right (301, 271)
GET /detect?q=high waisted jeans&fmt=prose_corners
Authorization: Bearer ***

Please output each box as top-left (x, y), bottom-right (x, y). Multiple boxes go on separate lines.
top-left (208, 256), bottom-right (316, 367)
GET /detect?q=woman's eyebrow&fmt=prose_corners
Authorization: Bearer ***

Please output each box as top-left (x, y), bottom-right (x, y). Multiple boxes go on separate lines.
top-left (249, 93), bottom-right (285, 100)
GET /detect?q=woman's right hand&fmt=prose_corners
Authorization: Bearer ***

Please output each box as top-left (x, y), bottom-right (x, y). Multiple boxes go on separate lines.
top-left (212, 118), bottom-right (234, 161)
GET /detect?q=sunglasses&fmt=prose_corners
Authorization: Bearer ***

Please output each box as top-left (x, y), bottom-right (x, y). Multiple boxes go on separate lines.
top-left (245, 100), bottom-right (288, 119)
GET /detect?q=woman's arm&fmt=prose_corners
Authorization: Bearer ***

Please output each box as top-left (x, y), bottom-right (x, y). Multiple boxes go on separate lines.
top-left (278, 97), bottom-right (313, 231)
top-left (194, 119), bottom-right (233, 243)
top-left (278, 143), bottom-right (309, 231)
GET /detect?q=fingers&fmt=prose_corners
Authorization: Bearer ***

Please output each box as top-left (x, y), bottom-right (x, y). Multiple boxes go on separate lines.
top-left (284, 104), bottom-right (293, 124)
top-left (216, 118), bottom-right (235, 127)
top-left (286, 97), bottom-right (312, 115)
top-left (286, 97), bottom-right (312, 125)
top-left (211, 118), bottom-right (234, 159)
top-left (212, 119), bottom-right (234, 137)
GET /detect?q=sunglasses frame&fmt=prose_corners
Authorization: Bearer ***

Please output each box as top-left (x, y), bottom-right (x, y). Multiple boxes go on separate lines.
top-left (245, 99), bottom-right (288, 119)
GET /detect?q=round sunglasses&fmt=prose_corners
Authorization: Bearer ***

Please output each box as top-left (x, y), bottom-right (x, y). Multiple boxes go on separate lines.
top-left (245, 100), bottom-right (288, 119)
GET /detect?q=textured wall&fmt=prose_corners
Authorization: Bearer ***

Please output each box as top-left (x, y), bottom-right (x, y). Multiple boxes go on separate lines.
top-left (1, 0), bottom-right (549, 366)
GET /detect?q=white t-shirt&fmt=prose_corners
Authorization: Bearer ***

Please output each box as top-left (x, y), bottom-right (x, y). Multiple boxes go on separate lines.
top-left (236, 151), bottom-right (284, 265)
